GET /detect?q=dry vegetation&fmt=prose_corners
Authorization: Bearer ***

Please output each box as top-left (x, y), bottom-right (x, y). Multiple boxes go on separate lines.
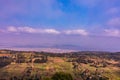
top-left (0, 50), bottom-right (120, 80)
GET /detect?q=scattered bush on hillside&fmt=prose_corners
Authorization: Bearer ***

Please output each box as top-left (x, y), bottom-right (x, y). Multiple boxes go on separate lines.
top-left (52, 72), bottom-right (73, 80)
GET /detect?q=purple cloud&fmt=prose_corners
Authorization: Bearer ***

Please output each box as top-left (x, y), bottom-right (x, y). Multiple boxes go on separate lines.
top-left (104, 29), bottom-right (120, 37)
top-left (1, 26), bottom-right (120, 38)
top-left (0, 0), bottom-right (64, 19)
top-left (72, 0), bottom-right (120, 9)
top-left (107, 17), bottom-right (120, 27)
top-left (0, 0), bottom-right (120, 51)
top-left (73, 0), bottom-right (100, 7)
top-left (106, 7), bottom-right (120, 15)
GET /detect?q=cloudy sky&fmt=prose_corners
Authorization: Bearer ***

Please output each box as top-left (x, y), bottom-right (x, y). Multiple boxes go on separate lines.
top-left (0, 0), bottom-right (120, 51)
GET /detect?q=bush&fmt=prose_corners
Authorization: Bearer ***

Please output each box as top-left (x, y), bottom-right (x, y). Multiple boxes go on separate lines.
top-left (52, 72), bottom-right (73, 80)
top-left (43, 77), bottom-right (52, 80)
top-left (99, 76), bottom-right (109, 80)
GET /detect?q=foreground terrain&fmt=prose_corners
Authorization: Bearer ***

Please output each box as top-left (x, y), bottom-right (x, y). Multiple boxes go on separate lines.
top-left (0, 50), bottom-right (120, 80)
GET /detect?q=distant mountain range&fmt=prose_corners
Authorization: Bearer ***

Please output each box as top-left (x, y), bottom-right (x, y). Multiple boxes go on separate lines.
top-left (0, 48), bottom-right (76, 53)
top-left (0, 44), bottom-right (118, 53)
top-left (0, 44), bottom-right (78, 53)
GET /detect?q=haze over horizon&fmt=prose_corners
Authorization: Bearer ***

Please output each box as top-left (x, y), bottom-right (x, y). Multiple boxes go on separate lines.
top-left (0, 0), bottom-right (120, 51)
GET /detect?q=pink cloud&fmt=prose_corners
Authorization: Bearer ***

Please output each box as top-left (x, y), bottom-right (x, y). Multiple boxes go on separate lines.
top-left (0, 0), bottom-right (28, 18)
top-left (73, 0), bottom-right (100, 7)
top-left (6, 26), bottom-right (89, 36)
top-left (64, 29), bottom-right (89, 36)
top-left (73, 0), bottom-right (119, 8)
top-left (0, 0), bottom-right (64, 19)
top-left (7, 26), bottom-right (60, 34)
top-left (0, 30), bottom-right (3, 33)
top-left (29, 0), bottom-right (64, 18)
top-left (104, 29), bottom-right (120, 37)
top-left (107, 17), bottom-right (120, 27)
top-left (106, 7), bottom-right (119, 14)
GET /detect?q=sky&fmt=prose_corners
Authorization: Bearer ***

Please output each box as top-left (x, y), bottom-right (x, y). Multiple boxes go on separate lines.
top-left (0, 0), bottom-right (120, 51)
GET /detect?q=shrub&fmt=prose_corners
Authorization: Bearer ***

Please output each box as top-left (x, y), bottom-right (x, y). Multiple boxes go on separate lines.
top-left (52, 72), bottom-right (73, 80)
top-left (43, 77), bottom-right (52, 80)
